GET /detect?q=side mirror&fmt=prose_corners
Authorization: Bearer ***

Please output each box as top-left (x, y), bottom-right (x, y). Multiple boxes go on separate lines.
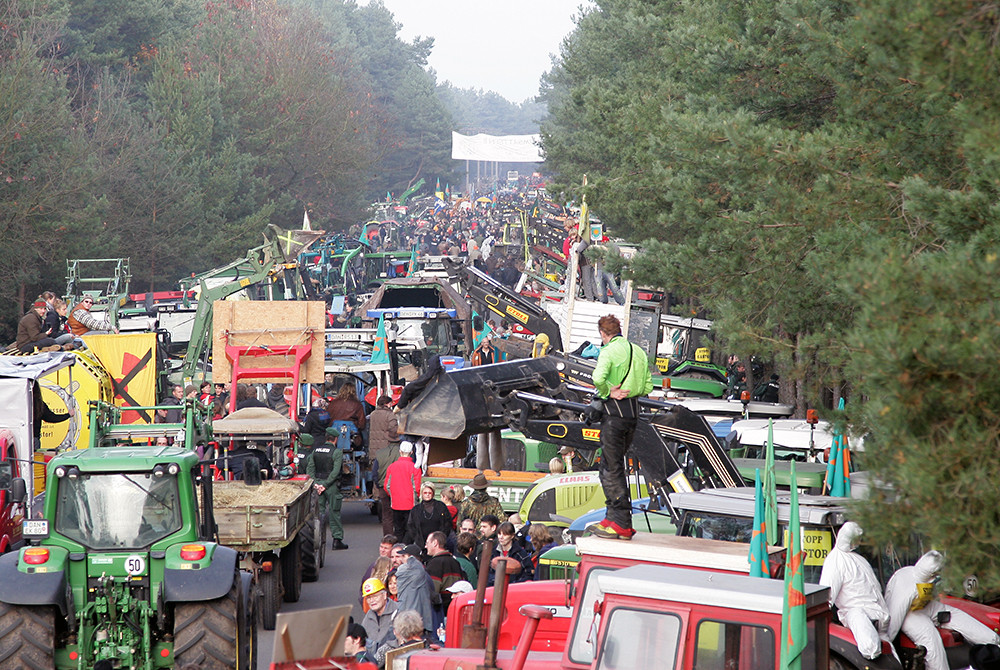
top-left (9, 479), bottom-right (25, 505)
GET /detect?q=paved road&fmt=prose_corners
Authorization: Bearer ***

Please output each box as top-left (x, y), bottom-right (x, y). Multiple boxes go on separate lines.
top-left (259, 498), bottom-right (386, 666)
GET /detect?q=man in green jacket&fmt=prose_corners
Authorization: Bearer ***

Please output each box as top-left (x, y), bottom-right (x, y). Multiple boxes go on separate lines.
top-left (306, 433), bottom-right (348, 550)
top-left (587, 314), bottom-right (653, 541)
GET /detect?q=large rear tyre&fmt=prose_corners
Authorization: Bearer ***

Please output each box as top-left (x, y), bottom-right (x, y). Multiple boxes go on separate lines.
top-left (301, 519), bottom-right (320, 582)
top-left (0, 603), bottom-right (55, 670)
top-left (174, 575), bottom-right (244, 669)
top-left (238, 574), bottom-right (258, 670)
top-left (319, 511), bottom-right (329, 568)
top-left (258, 565), bottom-right (281, 631)
top-left (281, 535), bottom-right (303, 603)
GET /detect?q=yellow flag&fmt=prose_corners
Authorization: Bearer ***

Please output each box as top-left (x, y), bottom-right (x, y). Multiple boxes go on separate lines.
top-left (84, 333), bottom-right (157, 424)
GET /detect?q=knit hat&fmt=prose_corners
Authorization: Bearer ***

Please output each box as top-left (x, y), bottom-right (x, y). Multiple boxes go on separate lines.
top-left (32, 300), bottom-right (46, 309)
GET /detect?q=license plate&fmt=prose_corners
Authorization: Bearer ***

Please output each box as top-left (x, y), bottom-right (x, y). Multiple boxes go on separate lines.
top-left (22, 519), bottom-right (49, 538)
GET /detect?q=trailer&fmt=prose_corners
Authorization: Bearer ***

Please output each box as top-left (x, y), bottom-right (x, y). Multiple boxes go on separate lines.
top-left (214, 478), bottom-right (316, 631)
top-left (211, 408), bottom-right (323, 630)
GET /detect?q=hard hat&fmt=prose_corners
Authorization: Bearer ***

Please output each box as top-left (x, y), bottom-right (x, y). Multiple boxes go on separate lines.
top-left (361, 578), bottom-right (386, 597)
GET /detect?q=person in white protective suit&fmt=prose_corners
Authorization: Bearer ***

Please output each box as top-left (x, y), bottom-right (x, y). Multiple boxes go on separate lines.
top-left (884, 550), bottom-right (1000, 670)
top-left (819, 522), bottom-right (893, 660)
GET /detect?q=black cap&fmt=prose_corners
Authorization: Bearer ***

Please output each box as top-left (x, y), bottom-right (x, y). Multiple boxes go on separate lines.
top-left (402, 544), bottom-right (421, 557)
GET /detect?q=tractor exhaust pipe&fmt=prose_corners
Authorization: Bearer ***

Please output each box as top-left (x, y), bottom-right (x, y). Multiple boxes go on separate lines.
top-left (462, 538), bottom-right (494, 649)
top-left (482, 559), bottom-right (508, 670)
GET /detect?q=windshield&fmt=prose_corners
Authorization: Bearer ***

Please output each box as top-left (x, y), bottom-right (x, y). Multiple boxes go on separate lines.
top-left (55, 472), bottom-right (182, 549)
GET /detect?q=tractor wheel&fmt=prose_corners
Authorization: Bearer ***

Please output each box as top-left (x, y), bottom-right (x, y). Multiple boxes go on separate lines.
top-left (0, 603), bottom-right (55, 670)
top-left (174, 575), bottom-right (242, 669)
top-left (281, 535), bottom-right (303, 603)
top-left (301, 520), bottom-right (320, 583)
top-left (258, 565), bottom-right (281, 631)
top-left (319, 511), bottom-right (329, 568)
top-left (238, 575), bottom-right (258, 670)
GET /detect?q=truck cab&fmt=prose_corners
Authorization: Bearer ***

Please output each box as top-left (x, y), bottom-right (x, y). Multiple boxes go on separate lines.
top-left (408, 563), bottom-right (830, 670)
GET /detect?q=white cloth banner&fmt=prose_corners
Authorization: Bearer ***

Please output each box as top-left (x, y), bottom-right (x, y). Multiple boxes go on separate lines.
top-left (451, 132), bottom-right (544, 163)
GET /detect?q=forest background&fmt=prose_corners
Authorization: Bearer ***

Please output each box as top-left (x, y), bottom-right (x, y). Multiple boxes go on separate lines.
top-left (6, 0), bottom-right (1000, 584)
top-left (0, 0), bottom-right (540, 334)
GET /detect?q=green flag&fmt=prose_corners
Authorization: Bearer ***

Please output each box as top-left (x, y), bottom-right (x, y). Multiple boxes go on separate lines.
top-left (824, 398), bottom-right (851, 497)
top-left (406, 246), bottom-right (418, 276)
top-left (369, 313), bottom-right (390, 365)
top-left (472, 311), bottom-right (494, 350)
top-left (764, 418), bottom-right (778, 545)
top-left (780, 461), bottom-right (807, 670)
top-left (749, 468), bottom-right (769, 578)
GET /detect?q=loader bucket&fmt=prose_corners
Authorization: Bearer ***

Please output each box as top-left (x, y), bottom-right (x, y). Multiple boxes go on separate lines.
top-left (397, 357), bottom-right (567, 440)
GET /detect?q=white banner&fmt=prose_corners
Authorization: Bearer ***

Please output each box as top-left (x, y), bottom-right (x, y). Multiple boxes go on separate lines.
top-left (451, 132), bottom-right (544, 163)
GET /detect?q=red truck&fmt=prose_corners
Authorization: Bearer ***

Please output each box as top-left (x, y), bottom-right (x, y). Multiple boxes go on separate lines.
top-left (404, 560), bottom-right (832, 670)
top-left (439, 533), bottom-right (974, 670)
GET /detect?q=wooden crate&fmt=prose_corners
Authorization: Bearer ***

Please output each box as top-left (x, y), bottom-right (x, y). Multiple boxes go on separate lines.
top-left (212, 300), bottom-right (326, 384)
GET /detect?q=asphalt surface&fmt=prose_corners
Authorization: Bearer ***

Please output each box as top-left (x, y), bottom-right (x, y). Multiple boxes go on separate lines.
top-left (259, 497), bottom-right (386, 666)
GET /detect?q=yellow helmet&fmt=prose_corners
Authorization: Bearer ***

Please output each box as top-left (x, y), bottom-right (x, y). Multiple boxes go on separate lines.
top-left (361, 578), bottom-right (386, 597)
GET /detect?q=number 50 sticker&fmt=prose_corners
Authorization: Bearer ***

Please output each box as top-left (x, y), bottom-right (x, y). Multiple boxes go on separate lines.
top-left (125, 555), bottom-right (147, 576)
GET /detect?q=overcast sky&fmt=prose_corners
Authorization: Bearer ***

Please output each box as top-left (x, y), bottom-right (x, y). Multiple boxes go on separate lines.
top-left (361, 0), bottom-right (590, 103)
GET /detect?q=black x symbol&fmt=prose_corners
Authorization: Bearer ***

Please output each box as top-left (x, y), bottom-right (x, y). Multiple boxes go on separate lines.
top-left (111, 349), bottom-right (153, 423)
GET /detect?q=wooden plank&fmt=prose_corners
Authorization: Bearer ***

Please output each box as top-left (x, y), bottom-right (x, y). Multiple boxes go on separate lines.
top-left (425, 466), bottom-right (546, 483)
top-left (212, 300), bottom-right (326, 384)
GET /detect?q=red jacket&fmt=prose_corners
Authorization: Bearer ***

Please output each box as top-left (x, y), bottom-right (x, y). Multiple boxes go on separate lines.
top-left (385, 456), bottom-right (421, 511)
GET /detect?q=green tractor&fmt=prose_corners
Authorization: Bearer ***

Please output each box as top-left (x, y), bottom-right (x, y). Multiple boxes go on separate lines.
top-left (0, 400), bottom-right (256, 669)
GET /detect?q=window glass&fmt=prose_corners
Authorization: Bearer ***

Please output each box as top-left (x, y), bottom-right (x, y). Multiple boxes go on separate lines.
top-left (56, 472), bottom-right (182, 549)
top-left (568, 567), bottom-right (613, 664)
top-left (681, 513), bottom-right (754, 543)
top-left (595, 608), bottom-right (682, 670)
top-left (693, 619), bottom-right (774, 670)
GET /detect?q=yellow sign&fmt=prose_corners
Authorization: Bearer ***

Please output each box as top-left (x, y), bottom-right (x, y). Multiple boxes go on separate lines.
top-left (40, 350), bottom-right (114, 451)
top-left (695, 347), bottom-right (711, 362)
top-left (505, 306), bottom-right (529, 324)
top-left (582, 428), bottom-right (601, 442)
top-left (84, 333), bottom-right (158, 425)
top-left (801, 528), bottom-right (833, 566)
top-left (655, 357), bottom-right (671, 372)
top-left (912, 582), bottom-right (935, 611)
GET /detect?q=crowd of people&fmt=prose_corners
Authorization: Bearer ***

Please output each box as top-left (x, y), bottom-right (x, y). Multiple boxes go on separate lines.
top-left (14, 290), bottom-right (117, 353)
top-left (352, 477), bottom-right (559, 668)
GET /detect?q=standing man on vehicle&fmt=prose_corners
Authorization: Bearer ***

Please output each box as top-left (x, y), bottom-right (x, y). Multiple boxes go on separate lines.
top-left (306, 433), bottom-right (348, 550)
top-left (585, 315), bottom-right (652, 541)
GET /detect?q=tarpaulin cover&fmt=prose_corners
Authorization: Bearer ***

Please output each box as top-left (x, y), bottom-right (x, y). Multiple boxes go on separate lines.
top-left (451, 132), bottom-right (543, 163)
top-left (213, 408), bottom-right (299, 436)
top-left (0, 352), bottom-right (75, 380)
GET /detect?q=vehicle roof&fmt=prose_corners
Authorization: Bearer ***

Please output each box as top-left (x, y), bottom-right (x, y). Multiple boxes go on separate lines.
top-left (731, 419), bottom-right (866, 452)
top-left (669, 487), bottom-right (847, 525)
top-left (597, 564), bottom-right (828, 614)
top-left (578, 532), bottom-right (782, 574)
top-left (53, 446), bottom-right (197, 470)
top-left (665, 398), bottom-right (795, 419)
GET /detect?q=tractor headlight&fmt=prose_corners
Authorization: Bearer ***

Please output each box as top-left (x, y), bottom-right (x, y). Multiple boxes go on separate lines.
top-left (54, 466), bottom-right (66, 478)
top-left (167, 463), bottom-right (180, 476)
